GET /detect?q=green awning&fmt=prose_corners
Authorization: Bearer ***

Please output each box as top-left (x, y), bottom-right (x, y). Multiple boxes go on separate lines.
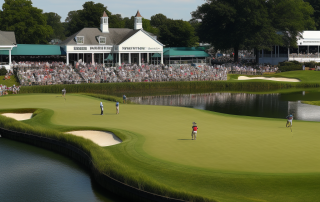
top-left (163, 47), bottom-right (210, 58)
top-left (104, 54), bottom-right (113, 61)
top-left (0, 44), bottom-right (63, 56)
top-left (152, 53), bottom-right (161, 58)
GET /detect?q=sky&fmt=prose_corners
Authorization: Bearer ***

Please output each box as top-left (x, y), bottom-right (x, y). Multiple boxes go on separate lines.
top-left (0, 0), bottom-right (205, 22)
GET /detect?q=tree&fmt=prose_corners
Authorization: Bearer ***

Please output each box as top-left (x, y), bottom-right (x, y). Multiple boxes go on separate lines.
top-left (305, 0), bottom-right (320, 29)
top-left (159, 19), bottom-right (198, 47)
top-left (0, 0), bottom-right (53, 44)
top-left (44, 12), bottom-right (65, 40)
top-left (192, 0), bottom-right (315, 62)
top-left (64, 1), bottom-right (125, 37)
top-left (150, 13), bottom-right (167, 27)
top-left (142, 18), bottom-right (159, 36)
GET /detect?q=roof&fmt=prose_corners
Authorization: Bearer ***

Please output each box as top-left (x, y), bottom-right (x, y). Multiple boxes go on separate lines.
top-left (0, 44), bottom-right (64, 55)
top-left (135, 10), bottom-right (142, 17)
top-left (60, 28), bottom-right (139, 46)
top-left (0, 31), bottom-right (16, 46)
top-left (102, 11), bottom-right (108, 17)
top-left (163, 47), bottom-right (210, 58)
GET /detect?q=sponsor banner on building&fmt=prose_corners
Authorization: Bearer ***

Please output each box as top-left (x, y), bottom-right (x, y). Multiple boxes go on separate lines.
top-left (68, 46), bottom-right (113, 52)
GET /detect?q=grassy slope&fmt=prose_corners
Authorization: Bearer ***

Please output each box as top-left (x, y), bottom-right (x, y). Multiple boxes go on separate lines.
top-left (303, 101), bottom-right (320, 106)
top-left (0, 75), bottom-right (20, 86)
top-left (229, 71), bottom-right (320, 82)
top-left (1, 94), bottom-right (320, 201)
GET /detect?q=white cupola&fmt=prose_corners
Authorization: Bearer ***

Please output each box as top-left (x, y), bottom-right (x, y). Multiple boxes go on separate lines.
top-left (100, 11), bottom-right (109, 33)
top-left (134, 10), bottom-right (143, 30)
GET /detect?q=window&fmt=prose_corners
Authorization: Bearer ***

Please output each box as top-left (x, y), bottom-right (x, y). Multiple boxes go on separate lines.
top-left (99, 37), bottom-right (106, 44)
top-left (135, 18), bottom-right (142, 23)
top-left (104, 18), bottom-right (108, 24)
top-left (76, 36), bottom-right (84, 44)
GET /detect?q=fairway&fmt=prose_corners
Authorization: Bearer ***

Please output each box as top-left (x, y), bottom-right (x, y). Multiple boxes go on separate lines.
top-left (2, 94), bottom-right (320, 201)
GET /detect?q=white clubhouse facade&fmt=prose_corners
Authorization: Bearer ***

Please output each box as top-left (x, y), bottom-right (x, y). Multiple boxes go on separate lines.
top-left (60, 11), bottom-right (164, 66)
top-left (259, 31), bottom-right (320, 64)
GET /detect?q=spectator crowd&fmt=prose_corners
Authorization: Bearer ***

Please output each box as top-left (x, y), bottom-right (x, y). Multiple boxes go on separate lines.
top-left (14, 61), bottom-right (228, 86)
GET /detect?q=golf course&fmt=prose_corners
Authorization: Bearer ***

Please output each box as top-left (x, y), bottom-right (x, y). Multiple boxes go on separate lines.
top-left (1, 89), bottom-right (320, 201)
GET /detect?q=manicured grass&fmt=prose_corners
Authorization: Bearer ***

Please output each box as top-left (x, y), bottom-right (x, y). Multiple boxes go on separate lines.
top-left (1, 94), bottom-right (320, 201)
top-left (0, 75), bottom-right (20, 86)
top-left (302, 101), bottom-right (320, 106)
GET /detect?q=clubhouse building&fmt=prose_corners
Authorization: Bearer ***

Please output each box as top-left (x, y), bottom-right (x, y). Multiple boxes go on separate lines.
top-left (60, 11), bottom-right (164, 66)
top-left (259, 31), bottom-right (320, 65)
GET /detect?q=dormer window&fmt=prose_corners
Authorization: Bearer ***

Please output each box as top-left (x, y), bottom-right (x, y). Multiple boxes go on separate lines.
top-left (76, 36), bottom-right (84, 44)
top-left (97, 36), bottom-right (106, 44)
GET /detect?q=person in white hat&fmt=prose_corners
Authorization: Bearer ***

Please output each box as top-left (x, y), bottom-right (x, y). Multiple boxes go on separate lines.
top-left (191, 122), bottom-right (198, 140)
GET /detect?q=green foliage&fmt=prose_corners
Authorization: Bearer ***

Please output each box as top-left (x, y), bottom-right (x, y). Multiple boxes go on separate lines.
top-left (0, 0), bottom-right (53, 44)
top-left (63, 1), bottom-right (129, 37)
top-left (150, 13), bottom-right (167, 27)
top-left (0, 67), bottom-right (7, 76)
top-left (304, 0), bottom-right (320, 29)
top-left (192, 0), bottom-right (315, 61)
top-left (142, 18), bottom-right (159, 36)
top-left (44, 12), bottom-right (65, 41)
top-left (158, 19), bottom-right (198, 47)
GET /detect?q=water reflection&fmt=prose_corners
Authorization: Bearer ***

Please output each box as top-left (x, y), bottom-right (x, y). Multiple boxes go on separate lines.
top-left (129, 92), bottom-right (320, 122)
top-left (0, 138), bottom-right (123, 202)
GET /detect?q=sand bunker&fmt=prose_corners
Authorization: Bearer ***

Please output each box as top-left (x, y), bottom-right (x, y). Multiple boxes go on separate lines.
top-left (1, 113), bottom-right (33, 121)
top-left (238, 76), bottom-right (300, 82)
top-left (66, 130), bottom-right (122, 147)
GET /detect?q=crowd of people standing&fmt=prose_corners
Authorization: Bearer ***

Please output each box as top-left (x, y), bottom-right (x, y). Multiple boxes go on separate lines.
top-left (13, 60), bottom-right (228, 86)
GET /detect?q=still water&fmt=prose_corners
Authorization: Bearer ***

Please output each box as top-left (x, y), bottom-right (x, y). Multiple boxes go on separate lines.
top-left (0, 138), bottom-right (123, 202)
top-left (129, 91), bottom-right (320, 122)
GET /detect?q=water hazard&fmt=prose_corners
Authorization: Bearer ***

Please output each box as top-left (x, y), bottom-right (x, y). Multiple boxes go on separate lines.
top-left (0, 137), bottom-right (123, 202)
top-left (129, 91), bottom-right (320, 122)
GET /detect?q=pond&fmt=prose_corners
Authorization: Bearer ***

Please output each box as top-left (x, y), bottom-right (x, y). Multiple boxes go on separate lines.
top-left (0, 137), bottom-right (124, 202)
top-left (129, 91), bottom-right (320, 122)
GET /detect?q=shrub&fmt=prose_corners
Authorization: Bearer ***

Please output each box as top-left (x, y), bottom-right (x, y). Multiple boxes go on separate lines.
top-left (0, 67), bottom-right (7, 75)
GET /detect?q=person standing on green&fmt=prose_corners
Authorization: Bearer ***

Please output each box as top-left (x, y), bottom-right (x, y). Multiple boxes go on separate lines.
top-left (123, 95), bottom-right (127, 104)
top-left (116, 102), bottom-right (119, 114)
top-left (100, 102), bottom-right (104, 115)
top-left (191, 122), bottom-right (198, 140)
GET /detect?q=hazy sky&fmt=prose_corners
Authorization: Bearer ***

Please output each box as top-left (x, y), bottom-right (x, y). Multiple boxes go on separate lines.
top-left (0, 0), bottom-right (205, 22)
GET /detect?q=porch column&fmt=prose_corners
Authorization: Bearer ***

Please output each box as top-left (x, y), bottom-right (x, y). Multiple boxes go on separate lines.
top-left (308, 46), bottom-right (309, 57)
top-left (77, 53), bottom-right (79, 61)
top-left (103, 53), bottom-right (105, 66)
top-left (129, 53), bottom-right (131, 64)
top-left (66, 52), bottom-right (69, 65)
top-left (161, 52), bottom-right (163, 64)
top-left (139, 53), bottom-right (141, 66)
top-left (9, 49), bottom-right (11, 65)
top-left (318, 46), bottom-right (319, 58)
top-left (147, 53), bottom-right (149, 63)
top-left (118, 53), bottom-right (121, 65)
top-left (92, 53), bottom-right (94, 64)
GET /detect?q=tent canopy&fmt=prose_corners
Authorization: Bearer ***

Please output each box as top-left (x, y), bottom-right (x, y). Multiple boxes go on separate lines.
top-left (163, 47), bottom-right (210, 58)
top-left (104, 54), bottom-right (113, 61)
top-left (0, 44), bottom-right (64, 56)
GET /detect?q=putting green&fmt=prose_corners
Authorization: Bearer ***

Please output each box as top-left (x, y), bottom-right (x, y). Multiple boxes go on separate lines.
top-left (2, 94), bottom-right (320, 201)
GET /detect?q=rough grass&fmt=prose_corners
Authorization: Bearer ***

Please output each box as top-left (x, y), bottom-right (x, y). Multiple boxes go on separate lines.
top-left (1, 94), bottom-right (320, 201)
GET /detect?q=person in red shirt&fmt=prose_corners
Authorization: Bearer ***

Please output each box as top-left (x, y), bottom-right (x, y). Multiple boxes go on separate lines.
top-left (191, 122), bottom-right (198, 140)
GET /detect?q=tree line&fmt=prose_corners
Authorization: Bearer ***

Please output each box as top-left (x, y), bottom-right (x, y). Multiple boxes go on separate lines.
top-left (1, 0), bottom-right (320, 61)
top-left (0, 0), bottom-right (198, 47)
